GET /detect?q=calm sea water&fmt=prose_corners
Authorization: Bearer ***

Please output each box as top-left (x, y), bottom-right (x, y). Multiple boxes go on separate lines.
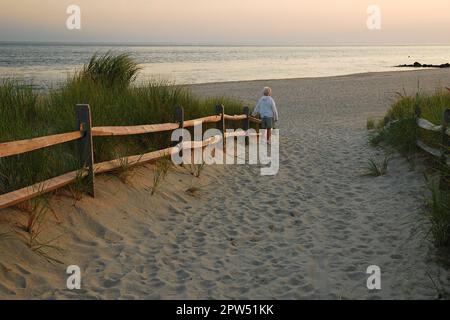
top-left (0, 43), bottom-right (449, 88)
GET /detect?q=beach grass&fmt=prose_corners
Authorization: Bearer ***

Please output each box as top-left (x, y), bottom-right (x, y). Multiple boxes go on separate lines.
top-left (364, 156), bottom-right (390, 177)
top-left (187, 163), bottom-right (206, 178)
top-left (14, 195), bottom-right (65, 264)
top-left (426, 175), bottom-right (450, 247)
top-left (0, 53), bottom-right (245, 196)
top-left (366, 118), bottom-right (376, 130)
top-left (370, 89), bottom-right (450, 247)
top-left (81, 51), bottom-right (141, 88)
top-left (151, 158), bottom-right (171, 195)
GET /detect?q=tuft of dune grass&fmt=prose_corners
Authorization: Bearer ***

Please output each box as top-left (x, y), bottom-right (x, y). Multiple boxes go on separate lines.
top-left (426, 175), bottom-right (450, 248)
top-left (81, 51), bottom-right (141, 88)
top-left (366, 118), bottom-right (376, 130)
top-left (364, 156), bottom-right (390, 177)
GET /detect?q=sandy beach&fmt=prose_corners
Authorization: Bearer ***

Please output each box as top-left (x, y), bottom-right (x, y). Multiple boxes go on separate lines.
top-left (1, 69), bottom-right (450, 299)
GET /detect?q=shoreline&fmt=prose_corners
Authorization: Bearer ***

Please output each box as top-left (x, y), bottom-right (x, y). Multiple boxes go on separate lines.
top-left (2, 67), bottom-right (449, 93)
top-left (188, 68), bottom-right (450, 88)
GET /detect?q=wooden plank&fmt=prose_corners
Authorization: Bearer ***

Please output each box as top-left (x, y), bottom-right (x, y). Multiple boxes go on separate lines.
top-left (224, 114), bottom-right (247, 121)
top-left (0, 170), bottom-right (87, 210)
top-left (224, 131), bottom-right (247, 138)
top-left (178, 135), bottom-right (223, 150)
top-left (225, 131), bottom-right (246, 138)
top-left (93, 115), bottom-right (226, 136)
top-left (249, 116), bottom-right (262, 124)
top-left (95, 135), bottom-right (223, 175)
top-left (417, 118), bottom-right (442, 132)
top-left (94, 147), bottom-right (174, 174)
top-left (416, 117), bottom-right (450, 136)
top-left (0, 131), bottom-right (83, 158)
top-left (224, 131), bottom-right (261, 138)
top-left (92, 123), bottom-right (179, 137)
top-left (183, 115), bottom-right (221, 128)
top-left (417, 140), bottom-right (442, 157)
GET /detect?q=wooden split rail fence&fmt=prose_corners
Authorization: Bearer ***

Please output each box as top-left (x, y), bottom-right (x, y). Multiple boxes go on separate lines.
top-left (415, 106), bottom-right (450, 188)
top-left (415, 107), bottom-right (450, 162)
top-left (0, 104), bottom-right (262, 210)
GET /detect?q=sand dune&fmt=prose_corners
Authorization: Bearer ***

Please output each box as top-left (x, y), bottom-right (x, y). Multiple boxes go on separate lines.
top-left (1, 69), bottom-right (450, 299)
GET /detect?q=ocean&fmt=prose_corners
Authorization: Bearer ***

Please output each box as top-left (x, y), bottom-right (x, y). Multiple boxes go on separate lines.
top-left (0, 43), bottom-right (449, 89)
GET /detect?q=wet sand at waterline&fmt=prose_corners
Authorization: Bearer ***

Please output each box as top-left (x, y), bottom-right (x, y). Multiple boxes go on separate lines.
top-left (1, 69), bottom-right (450, 299)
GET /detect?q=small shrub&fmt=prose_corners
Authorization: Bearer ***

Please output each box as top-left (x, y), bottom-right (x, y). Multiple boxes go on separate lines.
top-left (369, 118), bottom-right (417, 155)
top-left (187, 163), bottom-right (206, 178)
top-left (66, 168), bottom-right (89, 204)
top-left (151, 158), bottom-right (171, 195)
top-left (364, 156), bottom-right (390, 177)
top-left (366, 118), bottom-right (376, 130)
top-left (81, 51), bottom-right (141, 88)
top-left (16, 196), bottom-right (64, 264)
top-left (426, 176), bottom-right (450, 247)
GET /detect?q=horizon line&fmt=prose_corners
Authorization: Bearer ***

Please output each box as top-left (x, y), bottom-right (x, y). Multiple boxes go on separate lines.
top-left (1, 40), bottom-right (450, 47)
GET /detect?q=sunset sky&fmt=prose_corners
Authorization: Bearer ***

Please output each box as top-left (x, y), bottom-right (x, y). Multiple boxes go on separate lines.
top-left (1, 0), bottom-right (450, 44)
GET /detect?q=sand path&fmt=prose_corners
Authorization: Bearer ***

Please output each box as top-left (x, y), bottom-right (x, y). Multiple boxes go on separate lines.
top-left (185, 69), bottom-right (450, 299)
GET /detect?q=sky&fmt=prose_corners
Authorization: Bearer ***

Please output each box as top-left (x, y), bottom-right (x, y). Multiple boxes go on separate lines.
top-left (1, 0), bottom-right (450, 44)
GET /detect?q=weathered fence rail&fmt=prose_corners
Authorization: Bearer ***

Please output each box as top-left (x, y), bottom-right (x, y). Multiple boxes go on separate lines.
top-left (0, 104), bottom-right (257, 210)
top-left (415, 107), bottom-right (450, 163)
top-left (0, 130), bottom-right (84, 158)
top-left (249, 116), bottom-right (262, 124)
top-left (183, 115), bottom-right (222, 128)
top-left (92, 123), bottom-right (179, 137)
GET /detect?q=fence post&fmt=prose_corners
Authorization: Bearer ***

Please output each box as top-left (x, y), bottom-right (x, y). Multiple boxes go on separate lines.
top-left (75, 104), bottom-right (95, 197)
top-left (215, 105), bottom-right (225, 151)
top-left (440, 109), bottom-right (450, 190)
top-left (174, 106), bottom-right (184, 161)
top-left (415, 105), bottom-right (421, 120)
top-left (215, 104), bottom-right (225, 134)
top-left (414, 105), bottom-right (421, 151)
top-left (243, 106), bottom-right (250, 145)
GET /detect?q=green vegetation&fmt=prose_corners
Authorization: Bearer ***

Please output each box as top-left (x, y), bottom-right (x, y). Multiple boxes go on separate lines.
top-left (364, 156), bottom-right (390, 177)
top-left (370, 89), bottom-right (450, 155)
top-left (67, 168), bottom-right (90, 204)
top-left (187, 163), bottom-right (206, 178)
top-left (16, 196), bottom-right (64, 264)
top-left (81, 51), bottom-right (141, 88)
top-left (366, 118), bottom-right (376, 130)
top-left (0, 52), bottom-right (244, 196)
top-left (426, 176), bottom-right (450, 247)
top-left (369, 89), bottom-right (450, 247)
top-left (151, 158), bottom-right (171, 195)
